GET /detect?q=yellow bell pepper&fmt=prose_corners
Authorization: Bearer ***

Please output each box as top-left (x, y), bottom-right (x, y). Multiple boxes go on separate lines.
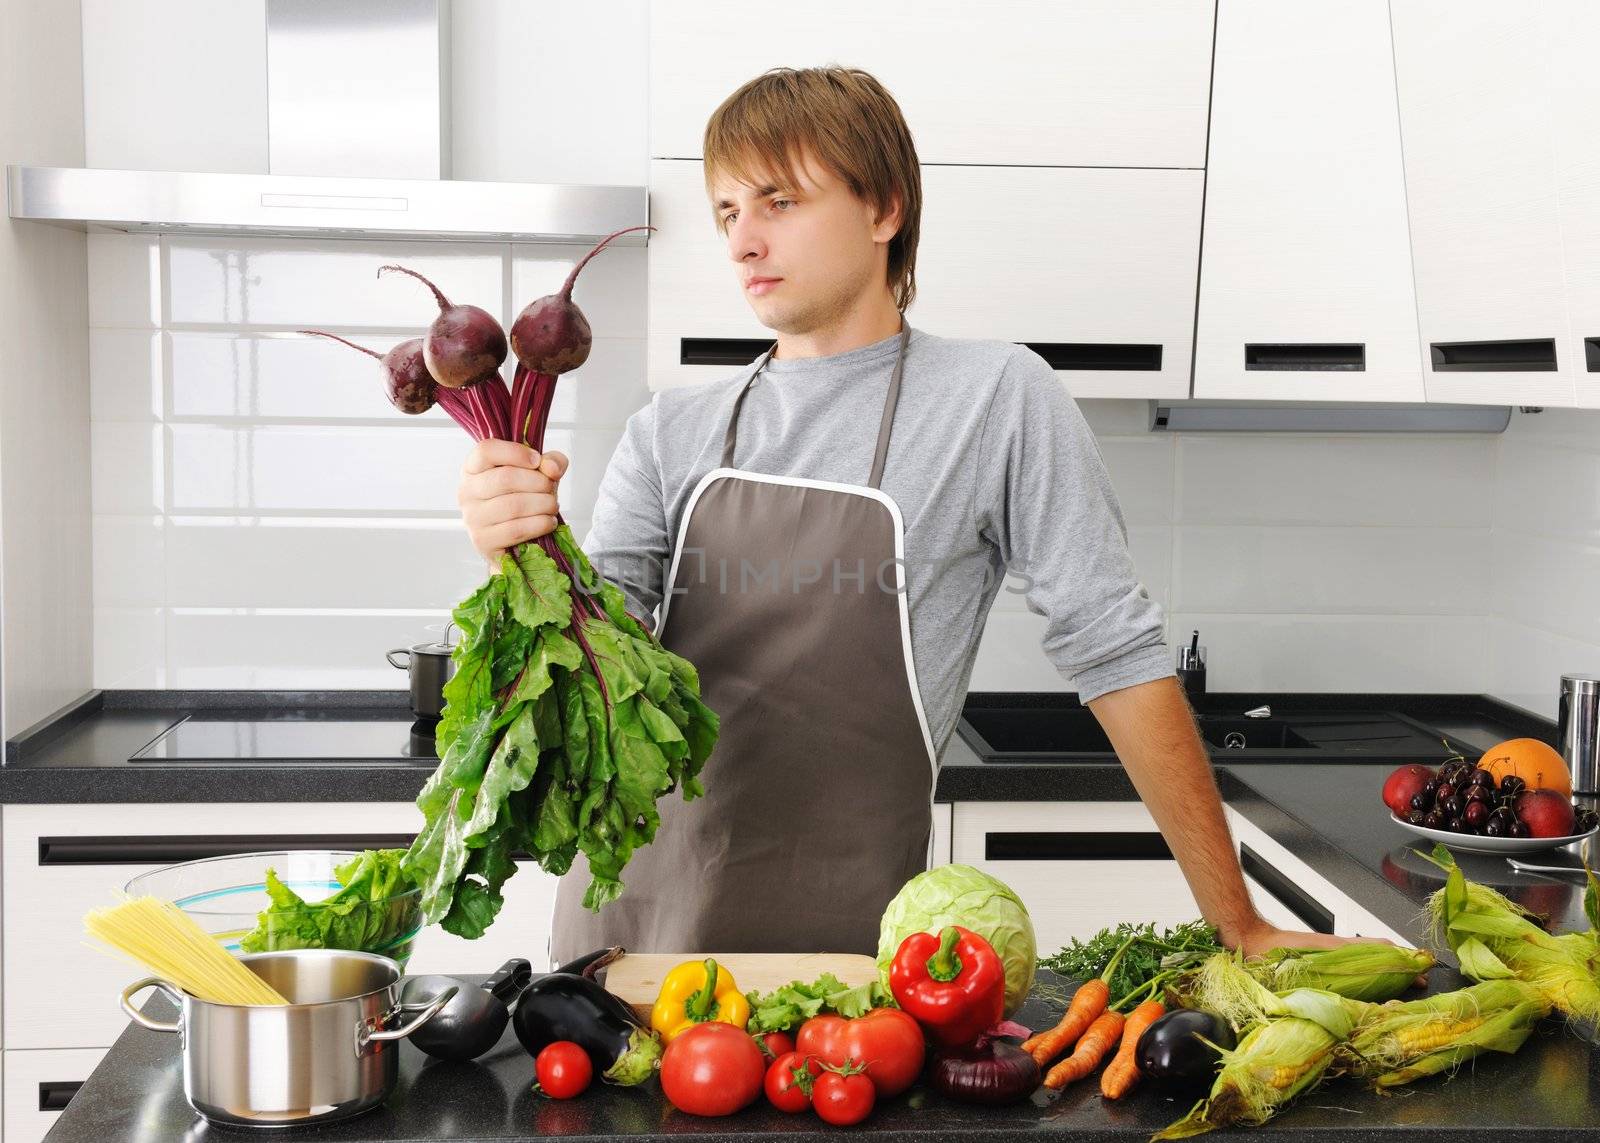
top-left (651, 958), bottom-right (751, 1042)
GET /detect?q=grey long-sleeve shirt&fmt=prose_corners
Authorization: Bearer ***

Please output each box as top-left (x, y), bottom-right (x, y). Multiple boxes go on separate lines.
top-left (579, 324), bottom-right (1173, 757)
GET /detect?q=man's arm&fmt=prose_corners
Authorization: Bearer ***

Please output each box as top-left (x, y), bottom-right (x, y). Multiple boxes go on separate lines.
top-left (1087, 675), bottom-right (1357, 955)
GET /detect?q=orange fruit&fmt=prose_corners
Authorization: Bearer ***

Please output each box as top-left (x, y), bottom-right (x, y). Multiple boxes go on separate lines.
top-left (1479, 738), bottom-right (1572, 797)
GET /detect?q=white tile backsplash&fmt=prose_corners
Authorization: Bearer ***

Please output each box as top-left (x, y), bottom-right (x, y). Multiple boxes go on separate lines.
top-left (90, 231), bottom-right (645, 688)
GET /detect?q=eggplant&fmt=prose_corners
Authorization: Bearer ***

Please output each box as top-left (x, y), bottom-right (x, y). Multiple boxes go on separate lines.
top-left (1135, 1009), bottom-right (1234, 1090)
top-left (511, 946), bottom-right (661, 1085)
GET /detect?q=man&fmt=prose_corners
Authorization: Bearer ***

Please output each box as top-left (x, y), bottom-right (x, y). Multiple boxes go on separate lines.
top-left (458, 67), bottom-right (1365, 964)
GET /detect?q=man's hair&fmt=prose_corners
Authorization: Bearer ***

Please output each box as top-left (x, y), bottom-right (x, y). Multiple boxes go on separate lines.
top-left (703, 66), bottom-right (923, 313)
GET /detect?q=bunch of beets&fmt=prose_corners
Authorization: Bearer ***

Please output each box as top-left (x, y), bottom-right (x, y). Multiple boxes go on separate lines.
top-left (301, 225), bottom-right (720, 938)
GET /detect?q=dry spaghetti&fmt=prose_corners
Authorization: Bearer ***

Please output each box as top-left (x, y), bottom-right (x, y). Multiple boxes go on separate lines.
top-left (85, 895), bottom-right (289, 1005)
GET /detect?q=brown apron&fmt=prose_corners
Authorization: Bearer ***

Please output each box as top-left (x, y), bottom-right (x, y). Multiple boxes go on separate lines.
top-left (548, 321), bottom-right (937, 963)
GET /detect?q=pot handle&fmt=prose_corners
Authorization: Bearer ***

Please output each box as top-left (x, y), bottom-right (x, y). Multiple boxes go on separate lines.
top-left (121, 977), bottom-right (184, 1033)
top-left (360, 984), bottom-right (458, 1049)
top-left (386, 648), bottom-right (412, 670)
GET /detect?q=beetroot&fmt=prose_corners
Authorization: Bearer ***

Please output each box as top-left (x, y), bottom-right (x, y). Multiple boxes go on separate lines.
top-left (510, 226), bottom-right (654, 375)
top-left (297, 330), bottom-right (436, 414)
top-left (378, 265), bottom-right (507, 388)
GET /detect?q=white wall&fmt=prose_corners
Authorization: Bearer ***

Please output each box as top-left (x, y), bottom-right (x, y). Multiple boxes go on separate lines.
top-left (971, 401), bottom-right (1497, 696)
top-left (1485, 408), bottom-right (1600, 719)
top-left (79, 0), bottom-right (650, 187)
top-left (0, 0), bottom-right (92, 738)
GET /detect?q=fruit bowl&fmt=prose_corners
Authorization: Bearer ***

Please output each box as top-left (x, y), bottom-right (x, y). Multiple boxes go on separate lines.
top-left (1388, 812), bottom-right (1599, 856)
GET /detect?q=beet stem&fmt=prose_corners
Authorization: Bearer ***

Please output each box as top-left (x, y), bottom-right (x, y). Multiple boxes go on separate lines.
top-left (559, 226), bottom-right (656, 300)
top-left (377, 264), bottom-right (451, 310)
top-left (297, 329), bottom-right (380, 359)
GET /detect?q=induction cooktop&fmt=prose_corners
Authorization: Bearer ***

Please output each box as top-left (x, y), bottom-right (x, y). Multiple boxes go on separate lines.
top-left (128, 716), bottom-right (437, 764)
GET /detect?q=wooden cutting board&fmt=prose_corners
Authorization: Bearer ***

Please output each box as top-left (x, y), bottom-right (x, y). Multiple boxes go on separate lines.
top-left (602, 952), bottom-right (880, 1022)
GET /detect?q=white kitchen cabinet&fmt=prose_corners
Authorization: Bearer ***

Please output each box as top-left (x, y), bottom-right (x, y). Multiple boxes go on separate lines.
top-left (1194, 0), bottom-right (1424, 401)
top-left (949, 802), bottom-right (1318, 951)
top-left (1548, 0), bottom-right (1600, 408)
top-left (2, 803), bottom-right (556, 1051)
top-left (1390, 2), bottom-right (1578, 406)
top-left (2, 1047), bottom-right (105, 1143)
top-left (648, 160), bottom-right (1202, 398)
top-left (649, 0), bottom-right (1215, 168)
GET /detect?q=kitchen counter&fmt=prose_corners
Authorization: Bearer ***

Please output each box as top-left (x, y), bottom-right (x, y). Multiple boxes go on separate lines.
top-left (31, 688), bottom-right (1600, 1141)
top-left (45, 962), bottom-right (1600, 1142)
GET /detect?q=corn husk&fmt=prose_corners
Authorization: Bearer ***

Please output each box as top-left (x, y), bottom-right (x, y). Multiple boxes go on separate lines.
top-left (1152, 1016), bottom-right (1341, 1140)
top-left (1424, 844), bottom-right (1600, 1025)
top-left (1167, 952), bottom-right (1372, 1035)
top-left (1248, 943), bottom-right (1435, 1002)
top-left (1337, 978), bottom-right (1550, 1088)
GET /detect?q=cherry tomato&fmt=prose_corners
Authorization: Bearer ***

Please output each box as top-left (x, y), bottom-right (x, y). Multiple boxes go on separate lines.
top-left (795, 1008), bottom-right (925, 1097)
top-left (813, 1064), bottom-right (876, 1126)
top-left (755, 1030), bottom-right (796, 1061)
top-left (660, 1022), bottom-right (766, 1117)
top-left (534, 1041), bottom-right (593, 1100)
top-left (764, 1050), bottom-right (814, 1114)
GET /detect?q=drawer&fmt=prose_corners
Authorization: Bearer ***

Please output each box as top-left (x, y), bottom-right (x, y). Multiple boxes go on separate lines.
top-left (650, 0), bottom-right (1215, 168)
top-left (2, 803), bottom-right (557, 1049)
top-left (649, 161), bottom-right (1202, 398)
top-left (2, 1047), bottom-right (105, 1143)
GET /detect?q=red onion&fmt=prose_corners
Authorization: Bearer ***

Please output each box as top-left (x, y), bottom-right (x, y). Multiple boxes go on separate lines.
top-left (930, 1038), bottom-right (1040, 1106)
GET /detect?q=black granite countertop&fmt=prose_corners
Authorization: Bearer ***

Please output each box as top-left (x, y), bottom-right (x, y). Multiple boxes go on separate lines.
top-left (45, 962), bottom-right (1600, 1143)
top-left (31, 689), bottom-right (1600, 1141)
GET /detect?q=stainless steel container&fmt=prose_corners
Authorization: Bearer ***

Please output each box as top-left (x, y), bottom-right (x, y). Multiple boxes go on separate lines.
top-left (387, 640), bottom-right (456, 720)
top-left (1559, 674), bottom-right (1600, 797)
top-left (120, 949), bottom-right (454, 1129)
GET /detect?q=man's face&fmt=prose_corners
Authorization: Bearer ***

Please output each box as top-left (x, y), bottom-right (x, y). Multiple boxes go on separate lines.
top-left (711, 146), bottom-right (900, 337)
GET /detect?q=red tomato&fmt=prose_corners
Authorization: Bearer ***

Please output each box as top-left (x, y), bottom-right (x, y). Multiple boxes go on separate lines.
top-left (813, 1066), bottom-right (876, 1126)
top-left (660, 1022), bottom-right (766, 1117)
top-left (795, 1008), bottom-right (925, 1097)
top-left (764, 1050), bottom-right (813, 1113)
top-left (534, 1041), bottom-right (593, 1100)
top-left (755, 1030), bottom-right (796, 1061)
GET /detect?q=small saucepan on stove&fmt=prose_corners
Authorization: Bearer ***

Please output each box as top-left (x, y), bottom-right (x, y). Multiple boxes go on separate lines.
top-left (387, 637), bottom-right (456, 721)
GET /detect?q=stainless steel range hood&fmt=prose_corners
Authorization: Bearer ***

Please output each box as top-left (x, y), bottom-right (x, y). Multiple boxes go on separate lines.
top-left (5, 0), bottom-right (647, 245)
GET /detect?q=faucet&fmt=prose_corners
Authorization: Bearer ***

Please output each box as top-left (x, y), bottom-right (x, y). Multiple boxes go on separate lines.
top-left (1177, 629), bottom-right (1206, 698)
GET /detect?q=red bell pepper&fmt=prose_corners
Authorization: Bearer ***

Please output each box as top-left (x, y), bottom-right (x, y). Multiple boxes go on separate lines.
top-left (889, 925), bottom-right (1006, 1047)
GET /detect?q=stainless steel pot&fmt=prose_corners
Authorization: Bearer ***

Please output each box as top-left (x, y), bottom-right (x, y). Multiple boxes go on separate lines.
top-left (387, 640), bottom-right (456, 720)
top-left (120, 949), bottom-right (456, 1129)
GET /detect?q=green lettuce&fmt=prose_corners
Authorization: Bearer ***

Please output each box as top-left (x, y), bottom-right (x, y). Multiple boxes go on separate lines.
top-left (239, 849), bottom-right (417, 956)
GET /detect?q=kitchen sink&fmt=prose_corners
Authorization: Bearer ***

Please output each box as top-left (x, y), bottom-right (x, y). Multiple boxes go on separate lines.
top-left (1200, 718), bottom-right (1312, 750)
top-left (956, 696), bottom-right (1470, 763)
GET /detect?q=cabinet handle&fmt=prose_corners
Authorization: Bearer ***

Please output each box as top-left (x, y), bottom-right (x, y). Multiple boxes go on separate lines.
top-left (39, 834), bottom-right (417, 865)
top-left (1240, 845), bottom-right (1333, 934)
top-left (1020, 343), bottom-right (1162, 371)
top-left (1429, 338), bottom-right (1557, 372)
top-left (679, 337), bottom-right (775, 366)
top-left (1245, 343), bottom-right (1365, 371)
top-left (39, 1081), bottom-right (82, 1112)
top-left (1585, 337), bottom-right (1599, 372)
top-left (984, 831), bottom-right (1173, 861)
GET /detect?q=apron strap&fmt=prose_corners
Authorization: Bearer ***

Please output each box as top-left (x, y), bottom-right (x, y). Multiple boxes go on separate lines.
top-left (866, 322), bottom-right (911, 490)
top-left (721, 322), bottom-right (911, 489)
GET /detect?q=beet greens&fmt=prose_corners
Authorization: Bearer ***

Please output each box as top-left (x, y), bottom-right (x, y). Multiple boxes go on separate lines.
top-left (302, 225), bottom-right (714, 939)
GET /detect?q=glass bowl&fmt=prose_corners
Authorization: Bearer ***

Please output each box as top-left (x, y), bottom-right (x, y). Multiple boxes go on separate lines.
top-left (124, 851), bottom-right (423, 966)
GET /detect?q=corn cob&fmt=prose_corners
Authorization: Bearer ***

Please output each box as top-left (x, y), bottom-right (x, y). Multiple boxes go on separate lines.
top-left (1423, 844), bottom-right (1600, 1024)
top-left (1249, 943), bottom-right (1435, 1002)
top-left (1153, 1016), bottom-right (1341, 1140)
top-left (1337, 978), bottom-right (1550, 1087)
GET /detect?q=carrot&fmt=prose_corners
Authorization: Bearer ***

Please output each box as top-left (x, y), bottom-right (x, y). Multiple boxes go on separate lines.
top-left (1029, 977), bottom-right (1110, 1065)
top-left (1099, 1000), bottom-right (1165, 1099)
top-left (1045, 1009), bottom-right (1125, 1089)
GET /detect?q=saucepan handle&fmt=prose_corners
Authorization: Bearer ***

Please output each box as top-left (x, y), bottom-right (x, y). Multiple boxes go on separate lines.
top-left (360, 984), bottom-right (458, 1050)
top-left (120, 977), bottom-right (184, 1033)
top-left (386, 648), bottom-right (412, 670)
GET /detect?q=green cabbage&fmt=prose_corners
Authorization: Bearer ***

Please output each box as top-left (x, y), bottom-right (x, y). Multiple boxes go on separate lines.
top-left (876, 864), bottom-right (1036, 1015)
